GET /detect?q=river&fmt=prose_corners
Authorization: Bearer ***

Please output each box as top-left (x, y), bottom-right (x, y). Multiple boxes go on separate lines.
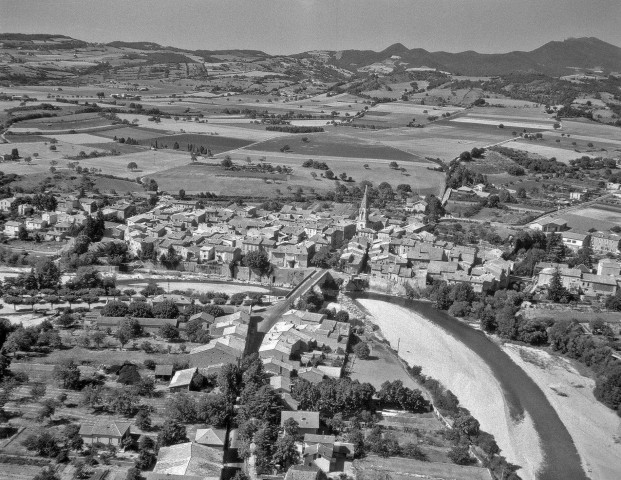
top-left (351, 292), bottom-right (587, 480)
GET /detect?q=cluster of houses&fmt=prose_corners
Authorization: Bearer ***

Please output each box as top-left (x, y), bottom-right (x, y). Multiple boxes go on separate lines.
top-left (529, 217), bottom-right (621, 255)
top-left (536, 258), bottom-right (621, 297)
top-left (259, 309), bottom-right (351, 409)
top-left (1, 191), bottom-right (141, 241)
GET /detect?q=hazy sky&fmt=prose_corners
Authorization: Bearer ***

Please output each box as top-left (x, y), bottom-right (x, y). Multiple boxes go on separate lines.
top-left (1, 0), bottom-right (620, 54)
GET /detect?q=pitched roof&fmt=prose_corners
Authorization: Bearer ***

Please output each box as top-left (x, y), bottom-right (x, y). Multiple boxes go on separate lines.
top-left (79, 421), bottom-right (130, 438)
top-left (168, 368), bottom-right (197, 389)
top-left (284, 465), bottom-right (322, 480)
top-left (281, 410), bottom-right (320, 429)
top-left (153, 442), bottom-right (222, 477)
top-left (195, 427), bottom-right (227, 446)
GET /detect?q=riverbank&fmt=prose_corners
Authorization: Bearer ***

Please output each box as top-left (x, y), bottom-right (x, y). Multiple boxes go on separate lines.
top-left (503, 344), bottom-right (621, 480)
top-left (356, 298), bottom-right (543, 480)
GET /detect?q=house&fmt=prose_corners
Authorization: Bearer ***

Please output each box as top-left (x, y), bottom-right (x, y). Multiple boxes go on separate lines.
top-left (303, 434), bottom-right (354, 473)
top-left (168, 367), bottom-right (199, 392)
top-left (284, 465), bottom-right (325, 480)
top-left (561, 231), bottom-right (589, 251)
top-left (188, 311), bottom-right (216, 325)
top-left (189, 341), bottom-right (243, 368)
top-left (281, 410), bottom-right (320, 435)
top-left (152, 442), bottom-right (222, 478)
top-left (154, 364), bottom-right (174, 381)
top-left (4, 220), bottom-right (23, 238)
top-left (79, 421), bottom-right (131, 446)
top-left (270, 375), bottom-right (292, 393)
top-left (0, 197), bottom-right (16, 212)
top-left (529, 218), bottom-right (567, 233)
top-left (590, 232), bottom-right (620, 254)
top-left (195, 427), bottom-right (227, 449)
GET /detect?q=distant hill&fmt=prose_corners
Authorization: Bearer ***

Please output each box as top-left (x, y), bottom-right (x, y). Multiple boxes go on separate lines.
top-left (311, 37), bottom-right (621, 76)
top-left (1, 33), bottom-right (620, 77)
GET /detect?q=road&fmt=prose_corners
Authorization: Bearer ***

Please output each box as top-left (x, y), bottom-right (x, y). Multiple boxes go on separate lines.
top-left (246, 269), bottom-right (327, 354)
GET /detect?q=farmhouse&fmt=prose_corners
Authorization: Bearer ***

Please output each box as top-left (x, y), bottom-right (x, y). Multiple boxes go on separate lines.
top-left (151, 442), bottom-right (222, 478)
top-left (79, 421), bottom-right (131, 446)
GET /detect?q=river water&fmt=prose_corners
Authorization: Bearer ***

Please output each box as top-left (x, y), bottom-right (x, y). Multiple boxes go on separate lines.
top-left (351, 292), bottom-right (587, 480)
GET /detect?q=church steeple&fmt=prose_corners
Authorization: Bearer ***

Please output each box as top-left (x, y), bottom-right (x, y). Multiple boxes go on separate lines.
top-left (357, 185), bottom-right (369, 230)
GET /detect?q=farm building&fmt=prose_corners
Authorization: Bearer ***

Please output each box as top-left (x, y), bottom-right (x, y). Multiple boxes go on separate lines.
top-left (79, 421), bottom-right (131, 446)
top-left (168, 367), bottom-right (199, 392)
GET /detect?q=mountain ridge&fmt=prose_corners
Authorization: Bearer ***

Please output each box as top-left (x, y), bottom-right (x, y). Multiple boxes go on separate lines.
top-left (1, 33), bottom-right (620, 76)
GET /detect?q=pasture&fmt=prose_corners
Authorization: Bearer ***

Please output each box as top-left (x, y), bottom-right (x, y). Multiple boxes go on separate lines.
top-left (0, 141), bottom-right (109, 168)
top-left (74, 149), bottom-right (191, 178)
top-left (150, 151), bottom-right (444, 197)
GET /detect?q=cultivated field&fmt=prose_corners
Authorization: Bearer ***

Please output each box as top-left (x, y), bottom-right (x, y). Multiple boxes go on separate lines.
top-left (502, 141), bottom-right (590, 164)
top-left (116, 113), bottom-right (288, 141)
top-left (245, 132), bottom-right (421, 161)
top-left (134, 133), bottom-right (253, 153)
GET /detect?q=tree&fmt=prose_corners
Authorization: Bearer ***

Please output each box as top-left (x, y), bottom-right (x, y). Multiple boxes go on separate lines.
top-left (117, 318), bottom-right (142, 348)
top-left (11, 148), bottom-right (19, 160)
top-left (545, 233), bottom-right (566, 263)
top-left (158, 419), bottom-right (187, 446)
top-left (389, 161), bottom-right (399, 169)
top-left (31, 383), bottom-right (47, 401)
top-left (354, 342), bottom-right (370, 360)
top-left (101, 300), bottom-right (129, 317)
top-left (221, 156), bottom-right (233, 168)
top-left (282, 418), bottom-right (299, 437)
top-left (159, 323), bottom-right (179, 340)
top-left (448, 445), bottom-right (472, 465)
top-left (53, 360), bottom-right (81, 389)
top-left (547, 268), bottom-right (569, 303)
top-left (91, 331), bottom-right (106, 349)
top-left (17, 225), bottom-right (29, 241)
top-left (178, 189), bottom-right (186, 200)
top-left (244, 250), bottom-right (271, 276)
top-left (153, 300), bottom-right (179, 319)
top-left (127, 162), bottom-right (138, 171)
top-left (108, 388), bottom-right (138, 415)
top-left (272, 435), bottom-right (299, 472)
top-left (33, 467), bottom-right (60, 480)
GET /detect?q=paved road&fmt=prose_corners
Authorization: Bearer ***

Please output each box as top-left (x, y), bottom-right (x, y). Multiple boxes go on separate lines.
top-left (246, 269), bottom-right (327, 354)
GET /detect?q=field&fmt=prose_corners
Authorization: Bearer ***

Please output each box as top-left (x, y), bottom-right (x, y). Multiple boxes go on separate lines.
top-left (151, 153), bottom-right (444, 196)
top-left (92, 126), bottom-right (164, 141)
top-left (502, 140), bottom-right (590, 164)
top-left (350, 340), bottom-right (420, 390)
top-left (115, 113), bottom-right (288, 141)
top-left (343, 123), bottom-right (515, 160)
top-left (570, 204), bottom-right (621, 225)
top-left (245, 132), bottom-right (421, 161)
top-left (8, 112), bottom-right (114, 132)
top-left (134, 133), bottom-right (254, 153)
top-left (73, 149), bottom-right (191, 178)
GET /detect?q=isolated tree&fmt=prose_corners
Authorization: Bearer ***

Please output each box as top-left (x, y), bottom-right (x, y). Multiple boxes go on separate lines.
top-left (221, 156), bottom-right (233, 168)
top-left (127, 162), bottom-right (138, 171)
top-left (354, 342), bottom-right (371, 359)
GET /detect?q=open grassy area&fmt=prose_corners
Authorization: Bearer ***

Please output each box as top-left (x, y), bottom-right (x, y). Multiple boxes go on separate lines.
top-left (150, 153), bottom-right (444, 196)
top-left (75, 149), bottom-right (191, 178)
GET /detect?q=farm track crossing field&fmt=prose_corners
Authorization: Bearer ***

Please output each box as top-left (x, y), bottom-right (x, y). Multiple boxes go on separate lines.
top-left (245, 133), bottom-right (420, 161)
top-left (137, 133), bottom-right (253, 153)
